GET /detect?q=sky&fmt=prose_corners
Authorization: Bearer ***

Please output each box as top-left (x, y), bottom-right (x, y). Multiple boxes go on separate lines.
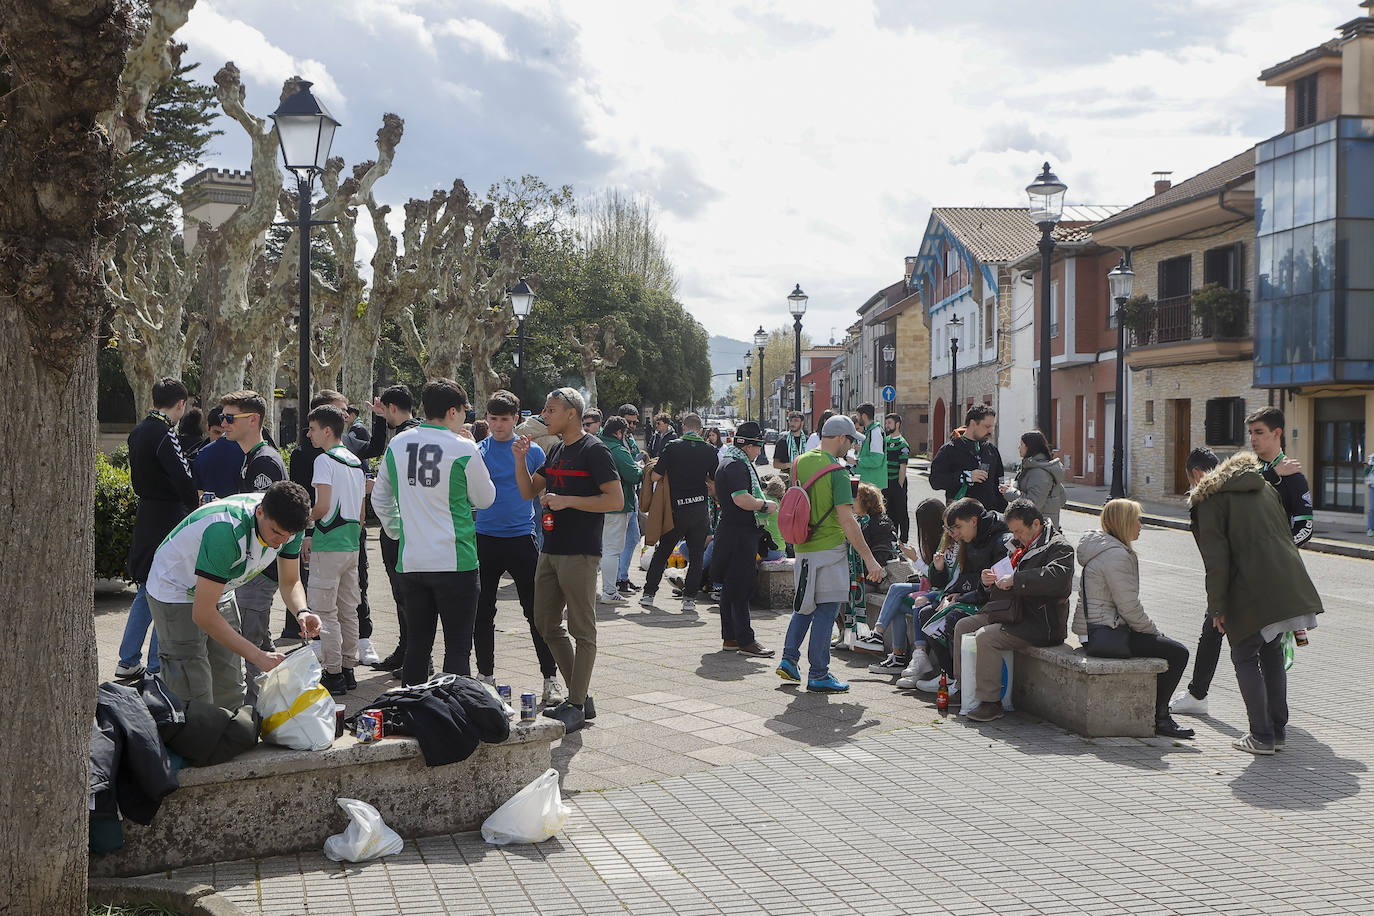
top-left (177, 0), bottom-right (1357, 344)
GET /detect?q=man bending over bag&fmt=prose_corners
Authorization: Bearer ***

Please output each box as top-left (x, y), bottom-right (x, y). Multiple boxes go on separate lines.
top-left (145, 480), bottom-right (322, 708)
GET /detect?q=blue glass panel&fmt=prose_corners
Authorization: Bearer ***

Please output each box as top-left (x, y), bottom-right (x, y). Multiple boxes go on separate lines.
top-left (1314, 141), bottom-right (1335, 223)
top-left (1315, 291), bottom-right (1334, 360)
top-left (1346, 291), bottom-right (1374, 360)
top-left (1257, 234), bottom-right (1274, 298)
top-left (1314, 221), bottom-right (1335, 290)
top-left (1276, 133), bottom-right (1295, 156)
top-left (1257, 138), bottom-right (1276, 164)
top-left (1273, 154), bottom-right (1293, 233)
top-left (1339, 140), bottom-right (1374, 219)
top-left (1295, 125), bottom-right (1316, 150)
top-left (1338, 117), bottom-right (1374, 139)
top-left (1256, 161), bottom-right (1274, 236)
top-left (1254, 301), bottom-right (1272, 365)
top-left (1339, 220), bottom-right (1374, 290)
top-left (1293, 146), bottom-right (1314, 227)
top-left (1293, 362), bottom-right (1314, 383)
top-left (1275, 229), bottom-right (1295, 297)
top-left (1316, 119), bottom-right (1337, 143)
top-left (1293, 224), bottom-right (1314, 293)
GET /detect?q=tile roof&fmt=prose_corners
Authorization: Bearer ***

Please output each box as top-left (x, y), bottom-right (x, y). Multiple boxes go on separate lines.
top-left (1259, 39), bottom-right (1341, 82)
top-left (1089, 149), bottom-right (1255, 232)
top-left (930, 207), bottom-right (1042, 263)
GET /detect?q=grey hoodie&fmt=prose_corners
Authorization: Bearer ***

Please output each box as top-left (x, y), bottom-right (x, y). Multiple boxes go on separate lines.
top-left (1072, 529), bottom-right (1158, 637)
top-left (1006, 454), bottom-right (1066, 527)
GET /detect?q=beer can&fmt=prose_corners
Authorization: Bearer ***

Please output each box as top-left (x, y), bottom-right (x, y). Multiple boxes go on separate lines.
top-left (1294, 629), bottom-right (1309, 647)
top-left (497, 684), bottom-right (512, 705)
top-left (356, 709), bottom-right (384, 743)
top-left (201, 491), bottom-right (216, 505)
top-left (520, 692), bottom-right (537, 722)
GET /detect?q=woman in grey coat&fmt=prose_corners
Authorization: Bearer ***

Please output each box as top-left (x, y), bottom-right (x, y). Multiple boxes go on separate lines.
top-left (1000, 430), bottom-right (1065, 527)
top-left (1072, 498), bottom-right (1193, 739)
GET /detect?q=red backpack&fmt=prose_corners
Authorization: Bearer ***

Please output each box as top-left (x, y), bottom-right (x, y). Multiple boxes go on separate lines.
top-left (777, 461), bottom-right (845, 545)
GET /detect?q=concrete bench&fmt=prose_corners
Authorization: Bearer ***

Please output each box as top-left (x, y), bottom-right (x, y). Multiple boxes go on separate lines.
top-left (1011, 643), bottom-right (1167, 737)
top-left (752, 558), bottom-right (795, 609)
top-left (91, 717), bottom-right (564, 878)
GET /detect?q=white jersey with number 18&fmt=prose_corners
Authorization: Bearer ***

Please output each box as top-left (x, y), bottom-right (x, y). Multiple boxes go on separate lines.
top-left (370, 422), bottom-right (496, 573)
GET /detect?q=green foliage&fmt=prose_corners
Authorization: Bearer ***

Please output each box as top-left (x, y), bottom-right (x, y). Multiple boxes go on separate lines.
top-left (1118, 293), bottom-right (1156, 339)
top-left (95, 452), bottom-right (137, 580)
top-left (730, 326), bottom-right (813, 417)
top-left (98, 341), bottom-right (138, 423)
top-left (1191, 282), bottom-right (1248, 334)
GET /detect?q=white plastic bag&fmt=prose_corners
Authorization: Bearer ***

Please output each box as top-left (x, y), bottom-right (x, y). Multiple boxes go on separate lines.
top-left (323, 797), bottom-right (404, 862)
top-left (958, 632), bottom-right (1014, 716)
top-left (256, 647), bottom-right (336, 751)
top-left (480, 768), bottom-right (569, 845)
top-left (639, 543), bottom-right (656, 571)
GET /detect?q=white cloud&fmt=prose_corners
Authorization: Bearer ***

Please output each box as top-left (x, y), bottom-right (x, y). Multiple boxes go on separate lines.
top-left (436, 17), bottom-right (513, 61)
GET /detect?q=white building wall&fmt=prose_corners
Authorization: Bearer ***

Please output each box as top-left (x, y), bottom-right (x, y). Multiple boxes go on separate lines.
top-left (997, 270), bottom-right (1038, 468)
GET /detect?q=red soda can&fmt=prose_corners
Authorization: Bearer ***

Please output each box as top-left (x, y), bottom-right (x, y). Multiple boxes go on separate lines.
top-left (356, 709), bottom-right (384, 743)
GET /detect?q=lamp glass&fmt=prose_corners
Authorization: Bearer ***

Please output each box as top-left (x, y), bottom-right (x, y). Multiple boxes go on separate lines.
top-left (787, 284), bottom-right (808, 318)
top-left (1107, 260), bottom-right (1136, 302)
top-left (509, 279), bottom-right (534, 318)
top-left (882, 345), bottom-right (895, 362)
top-left (273, 114), bottom-right (337, 173)
top-left (1026, 162), bottom-right (1067, 225)
top-left (754, 326), bottom-right (768, 348)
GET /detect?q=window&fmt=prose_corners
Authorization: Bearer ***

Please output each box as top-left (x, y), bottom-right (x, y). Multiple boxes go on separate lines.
top-left (1145, 400), bottom-right (1155, 424)
top-left (1294, 74), bottom-right (1319, 130)
top-left (945, 245), bottom-right (959, 277)
top-left (1203, 244), bottom-right (1243, 290)
top-left (1204, 397), bottom-right (1246, 446)
top-left (1158, 255), bottom-right (1192, 299)
top-left (983, 299), bottom-right (994, 347)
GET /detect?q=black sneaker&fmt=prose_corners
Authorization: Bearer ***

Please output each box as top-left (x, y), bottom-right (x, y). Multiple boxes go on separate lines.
top-left (583, 695), bottom-right (596, 720)
top-left (343, 667), bottom-right (357, 690)
top-left (617, 580), bottom-right (640, 594)
top-left (321, 671), bottom-right (348, 697)
top-left (1155, 716), bottom-right (1195, 740)
top-left (542, 700), bottom-right (585, 733)
top-left (374, 649), bottom-right (404, 670)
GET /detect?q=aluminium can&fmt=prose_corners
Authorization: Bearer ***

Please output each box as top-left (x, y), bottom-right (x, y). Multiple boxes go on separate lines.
top-left (356, 709), bottom-right (384, 743)
top-left (519, 692), bottom-right (537, 722)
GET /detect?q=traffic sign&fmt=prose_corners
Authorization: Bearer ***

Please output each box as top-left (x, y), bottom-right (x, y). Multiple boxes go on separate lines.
top-left (882, 385), bottom-right (896, 402)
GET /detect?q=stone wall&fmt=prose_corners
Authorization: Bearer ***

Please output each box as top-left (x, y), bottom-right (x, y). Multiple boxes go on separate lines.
top-left (1127, 221), bottom-right (1253, 296)
top-left (895, 308), bottom-right (931, 452)
top-left (930, 362), bottom-right (999, 453)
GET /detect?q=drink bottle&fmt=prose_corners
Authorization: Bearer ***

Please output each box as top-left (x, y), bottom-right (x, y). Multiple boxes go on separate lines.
top-left (936, 673), bottom-right (949, 712)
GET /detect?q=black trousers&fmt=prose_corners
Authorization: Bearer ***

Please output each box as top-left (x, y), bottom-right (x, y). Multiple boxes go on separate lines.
top-left (644, 503), bottom-right (710, 598)
top-left (356, 525), bottom-right (372, 639)
top-left (713, 525), bottom-right (758, 646)
top-left (1127, 630), bottom-right (1190, 719)
top-left (399, 569), bottom-right (479, 686)
top-left (1186, 611), bottom-right (1225, 700)
top-left (281, 560), bottom-right (306, 640)
top-left (380, 531), bottom-right (409, 656)
top-left (884, 483), bottom-right (909, 543)
top-left (475, 533), bottom-right (557, 679)
top-left (1230, 630), bottom-right (1289, 745)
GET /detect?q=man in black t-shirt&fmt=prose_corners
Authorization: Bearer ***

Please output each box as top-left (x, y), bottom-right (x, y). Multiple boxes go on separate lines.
top-left (514, 387), bottom-right (622, 734)
top-left (714, 422), bottom-right (777, 658)
top-left (772, 412), bottom-right (807, 476)
top-left (640, 413), bottom-right (719, 612)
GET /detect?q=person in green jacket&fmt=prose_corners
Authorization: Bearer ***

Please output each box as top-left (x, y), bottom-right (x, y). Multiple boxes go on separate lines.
top-left (1185, 447), bottom-right (1323, 756)
top-left (854, 402), bottom-right (887, 490)
top-left (598, 416), bottom-right (643, 606)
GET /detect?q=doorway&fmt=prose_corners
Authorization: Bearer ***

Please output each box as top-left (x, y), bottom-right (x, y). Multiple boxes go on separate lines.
top-left (1171, 399), bottom-right (1192, 494)
top-left (932, 399), bottom-right (946, 452)
top-left (1314, 397), bottom-right (1367, 511)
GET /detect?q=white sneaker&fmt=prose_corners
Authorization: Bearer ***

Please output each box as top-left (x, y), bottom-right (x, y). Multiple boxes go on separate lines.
top-left (542, 677), bottom-right (564, 706)
top-left (899, 648), bottom-right (935, 681)
top-left (1169, 689), bottom-right (1209, 717)
top-left (681, 598), bottom-right (697, 613)
top-left (114, 662), bottom-right (145, 680)
top-left (356, 637), bottom-right (381, 665)
top-left (915, 673), bottom-right (957, 693)
top-left (599, 592), bottom-right (629, 606)
top-left (477, 673), bottom-right (497, 687)
top-left (853, 633), bottom-right (886, 654)
top-left (638, 593), bottom-right (657, 609)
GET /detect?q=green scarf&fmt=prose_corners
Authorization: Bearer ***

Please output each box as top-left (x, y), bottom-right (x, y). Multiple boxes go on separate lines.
top-left (723, 444), bottom-right (763, 503)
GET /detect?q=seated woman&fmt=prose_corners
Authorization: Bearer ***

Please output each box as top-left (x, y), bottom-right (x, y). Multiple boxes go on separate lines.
top-left (856, 482), bottom-right (899, 566)
top-left (1074, 499), bottom-right (1195, 739)
top-left (856, 497), bottom-right (944, 672)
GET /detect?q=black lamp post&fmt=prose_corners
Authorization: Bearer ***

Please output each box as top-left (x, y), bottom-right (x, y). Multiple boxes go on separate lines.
top-left (509, 278), bottom-right (534, 399)
top-left (787, 284), bottom-right (807, 413)
top-left (743, 349), bottom-right (753, 424)
top-left (948, 314), bottom-right (963, 430)
top-left (271, 81), bottom-right (339, 443)
top-left (1027, 162), bottom-right (1067, 437)
top-left (882, 343), bottom-right (895, 397)
top-left (1107, 258), bottom-right (1135, 498)
top-left (754, 325), bottom-right (767, 431)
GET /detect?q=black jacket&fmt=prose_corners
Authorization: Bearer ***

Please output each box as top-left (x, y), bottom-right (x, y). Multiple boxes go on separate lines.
top-left (648, 428), bottom-right (678, 459)
top-left (928, 510), bottom-right (1011, 606)
top-left (995, 522), bottom-right (1075, 646)
top-left (862, 513), bottom-right (899, 566)
top-left (355, 676), bottom-right (511, 766)
top-left (928, 431), bottom-right (1007, 512)
top-left (90, 682), bottom-right (179, 825)
top-left (289, 420), bottom-right (372, 504)
top-left (126, 412), bottom-right (198, 582)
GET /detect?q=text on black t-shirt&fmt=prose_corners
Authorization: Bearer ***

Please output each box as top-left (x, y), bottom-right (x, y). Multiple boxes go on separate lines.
top-left (655, 435), bottom-right (719, 509)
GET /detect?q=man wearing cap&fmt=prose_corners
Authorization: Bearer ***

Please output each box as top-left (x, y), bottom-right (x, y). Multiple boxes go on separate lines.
top-left (776, 415), bottom-right (885, 693)
top-left (713, 421), bottom-right (776, 657)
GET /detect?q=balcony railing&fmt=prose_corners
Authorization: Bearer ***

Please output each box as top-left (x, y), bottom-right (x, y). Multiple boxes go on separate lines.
top-left (1127, 293), bottom-right (1251, 348)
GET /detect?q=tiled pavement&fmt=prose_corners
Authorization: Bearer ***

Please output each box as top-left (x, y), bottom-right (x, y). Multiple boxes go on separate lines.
top-left (96, 474), bottom-right (1374, 914)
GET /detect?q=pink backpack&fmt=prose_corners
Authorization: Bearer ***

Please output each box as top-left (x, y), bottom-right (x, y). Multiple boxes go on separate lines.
top-left (777, 461), bottom-right (845, 545)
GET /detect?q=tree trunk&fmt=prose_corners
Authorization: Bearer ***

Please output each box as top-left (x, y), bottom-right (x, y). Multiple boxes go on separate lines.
top-left (0, 0), bottom-right (135, 910)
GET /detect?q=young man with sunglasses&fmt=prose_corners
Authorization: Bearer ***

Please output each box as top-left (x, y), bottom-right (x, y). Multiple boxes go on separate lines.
top-left (614, 404), bottom-right (645, 596)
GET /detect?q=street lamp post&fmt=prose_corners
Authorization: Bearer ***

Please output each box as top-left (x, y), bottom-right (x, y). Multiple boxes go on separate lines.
top-left (948, 315), bottom-right (963, 430)
top-left (1107, 258), bottom-right (1135, 498)
top-left (509, 278), bottom-right (534, 399)
top-left (754, 325), bottom-right (767, 433)
top-left (787, 284), bottom-right (807, 413)
top-left (1027, 162), bottom-right (1067, 438)
top-left (271, 81), bottom-right (339, 443)
top-left (882, 343), bottom-right (895, 399)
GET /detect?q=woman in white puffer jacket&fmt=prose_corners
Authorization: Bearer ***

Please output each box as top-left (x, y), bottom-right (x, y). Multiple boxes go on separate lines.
top-left (1073, 499), bottom-right (1194, 740)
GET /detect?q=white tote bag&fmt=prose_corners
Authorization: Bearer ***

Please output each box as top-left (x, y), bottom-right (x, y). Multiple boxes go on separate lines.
top-left (481, 768), bottom-right (570, 845)
top-left (958, 632), bottom-right (1015, 716)
top-left (256, 647), bottom-right (336, 751)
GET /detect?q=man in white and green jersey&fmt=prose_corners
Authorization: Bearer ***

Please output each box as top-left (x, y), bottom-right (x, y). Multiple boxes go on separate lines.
top-left (305, 405), bottom-right (367, 696)
top-left (854, 402), bottom-right (887, 490)
top-left (370, 379), bottom-right (496, 686)
top-left (145, 481), bottom-right (319, 708)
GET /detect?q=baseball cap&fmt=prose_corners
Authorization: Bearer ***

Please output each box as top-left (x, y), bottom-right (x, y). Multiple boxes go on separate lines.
top-left (822, 414), bottom-right (860, 441)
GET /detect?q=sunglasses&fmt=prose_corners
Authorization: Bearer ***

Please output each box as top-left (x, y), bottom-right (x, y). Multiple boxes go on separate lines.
top-left (221, 412), bottom-right (257, 424)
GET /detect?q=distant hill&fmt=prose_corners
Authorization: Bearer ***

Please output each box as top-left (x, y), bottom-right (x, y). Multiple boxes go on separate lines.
top-left (708, 334), bottom-right (753, 398)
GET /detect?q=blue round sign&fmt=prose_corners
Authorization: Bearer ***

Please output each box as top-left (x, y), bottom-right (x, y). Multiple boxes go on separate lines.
top-left (882, 385), bottom-right (896, 402)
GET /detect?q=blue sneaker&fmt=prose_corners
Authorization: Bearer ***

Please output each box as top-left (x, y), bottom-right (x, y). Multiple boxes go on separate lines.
top-left (775, 659), bottom-right (800, 683)
top-left (807, 673), bottom-right (850, 694)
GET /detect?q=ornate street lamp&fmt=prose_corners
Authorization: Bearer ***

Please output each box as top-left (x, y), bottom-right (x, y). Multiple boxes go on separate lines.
top-left (882, 343), bottom-right (896, 393)
top-left (509, 278), bottom-right (534, 398)
top-left (271, 81), bottom-right (339, 442)
top-left (754, 325), bottom-right (767, 433)
top-left (743, 349), bottom-right (753, 424)
top-left (1027, 162), bottom-right (1067, 437)
top-left (948, 315), bottom-right (963, 430)
top-left (787, 284), bottom-right (807, 413)
top-left (1107, 258), bottom-right (1135, 498)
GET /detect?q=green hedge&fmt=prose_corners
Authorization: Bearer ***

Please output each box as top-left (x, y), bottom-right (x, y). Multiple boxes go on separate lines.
top-left (95, 452), bottom-right (137, 580)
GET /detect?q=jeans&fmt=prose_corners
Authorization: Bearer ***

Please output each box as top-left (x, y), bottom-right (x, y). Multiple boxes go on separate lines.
top-left (1230, 630), bottom-right (1288, 745)
top-left (475, 534), bottom-right (557, 679)
top-left (600, 512), bottom-right (631, 598)
top-left (399, 569), bottom-right (480, 686)
top-left (1127, 630), bottom-right (1191, 719)
top-left (714, 525), bottom-right (758, 645)
top-left (644, 503), bottom-right (710, 598)
top-left (117, 584), bottom-right (159, 671)
top-left (874, 584), bottom-right (933, 655)
top-left (618, 502), bottom-right (641, 582)
top-left (782, 600), bottom-right (842, 681)
top-left (1366, 484), bottom-right (1373, 531)
top-left (1186, 611), bottom-right (1225, 700)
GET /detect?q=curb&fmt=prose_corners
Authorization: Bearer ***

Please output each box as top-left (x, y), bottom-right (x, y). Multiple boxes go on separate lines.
top-left (89, 878), bottom-right (243, 916)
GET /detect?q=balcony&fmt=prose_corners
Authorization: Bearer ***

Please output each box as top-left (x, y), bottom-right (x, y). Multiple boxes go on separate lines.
top-left (1127, 293), bottom-right (1252, 348)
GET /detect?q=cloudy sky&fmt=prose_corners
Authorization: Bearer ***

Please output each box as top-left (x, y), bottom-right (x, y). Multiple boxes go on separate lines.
top-left (179, 0), bottom-right (1355, 343)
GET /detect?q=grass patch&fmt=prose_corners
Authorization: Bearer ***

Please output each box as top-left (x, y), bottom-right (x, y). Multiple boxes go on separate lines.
top-left (89, 902), bottom-right (183, 916)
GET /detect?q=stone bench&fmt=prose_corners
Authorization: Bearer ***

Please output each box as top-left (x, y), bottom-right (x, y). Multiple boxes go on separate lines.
top-left (1010, 643), bottom-right (1167, 738)
top-left (752, 558), bottom-right (795, 609)
top-left (91, 717), bottom-right (564, 878)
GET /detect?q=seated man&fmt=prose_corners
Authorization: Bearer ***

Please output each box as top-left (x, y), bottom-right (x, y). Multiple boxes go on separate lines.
top-left (145, 481), bottom-right (321, 708)
top-left (965, 499), bottom-right (1074, 722)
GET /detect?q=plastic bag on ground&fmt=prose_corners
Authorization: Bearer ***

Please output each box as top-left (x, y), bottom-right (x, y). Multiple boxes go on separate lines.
top-left (256, 647), bottom-right (336, 751)
top-left (639, 543), bottom-right (656, 571)
top-left (323, 797), bottom-right (404, 862)
top-left (958, 632), bottom-right (1014, 716)
top-left (481, 768), bottom-right (569, 845)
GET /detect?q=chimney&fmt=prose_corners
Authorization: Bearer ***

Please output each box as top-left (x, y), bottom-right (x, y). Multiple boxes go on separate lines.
top-left (1340, 2), bottom-right (1374, 117)
top-left (1152, 171), bottom-right (1173, 195)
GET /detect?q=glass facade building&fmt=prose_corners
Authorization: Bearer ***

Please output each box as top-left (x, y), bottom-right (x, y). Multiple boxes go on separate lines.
top-left (1253, 116), bottom-right (1374, 386)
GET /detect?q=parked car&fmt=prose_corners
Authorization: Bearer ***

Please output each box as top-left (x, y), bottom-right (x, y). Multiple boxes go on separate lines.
top-left (763, 428), bottom-right (779, 444)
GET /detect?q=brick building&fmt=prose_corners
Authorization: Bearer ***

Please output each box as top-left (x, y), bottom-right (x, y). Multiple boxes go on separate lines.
top-left (857, 273), bottom-right (930, 452)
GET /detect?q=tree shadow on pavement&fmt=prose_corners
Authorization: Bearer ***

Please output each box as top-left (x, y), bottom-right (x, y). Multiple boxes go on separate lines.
top-left (1229, 728), bottom-right (1366, 810)
top-left (765, 689), bottom-right (881, 746)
